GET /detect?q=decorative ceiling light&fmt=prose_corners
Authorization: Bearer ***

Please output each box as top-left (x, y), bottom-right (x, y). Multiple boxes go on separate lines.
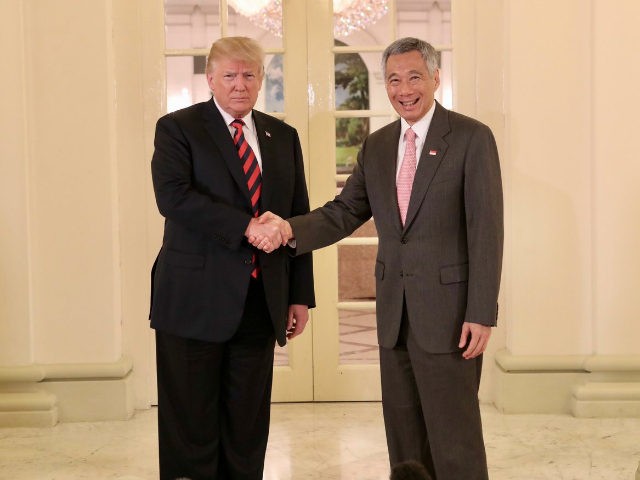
top-left (227, 0), bottom-right (388, 38)
top-left (227, 0), bottom-right (272, 17)
top-left (333, 0), bottom-right (388, 37)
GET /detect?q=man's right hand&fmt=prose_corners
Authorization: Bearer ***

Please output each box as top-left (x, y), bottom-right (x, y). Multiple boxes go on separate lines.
top-left (244, 216), bottom-right (283, 253)
top-left (247, 212), bottom-right (293, 251)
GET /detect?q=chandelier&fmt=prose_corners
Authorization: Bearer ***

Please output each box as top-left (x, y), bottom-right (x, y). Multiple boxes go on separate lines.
top-left (227, 0), bottom-right (389, 37)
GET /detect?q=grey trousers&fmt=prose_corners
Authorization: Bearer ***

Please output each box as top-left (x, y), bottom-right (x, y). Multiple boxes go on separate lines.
top-left (380, 318), bottom-right (488, 480)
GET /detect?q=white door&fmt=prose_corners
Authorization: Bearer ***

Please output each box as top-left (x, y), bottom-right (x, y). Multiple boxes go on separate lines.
top-left (155, 0), bottom-right (454, 402)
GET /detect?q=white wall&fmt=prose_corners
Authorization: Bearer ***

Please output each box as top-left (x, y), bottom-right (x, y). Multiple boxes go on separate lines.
top-left (0, 0), bottom-right (31, 366)
top-left (502, 0), bottom-right (640, 357)
top-left (490, 0), bottom-right (640, 415)
top-left (591, 0), bottom-right (640, 356)
top-left (0, 0), bottom-right (163, 426)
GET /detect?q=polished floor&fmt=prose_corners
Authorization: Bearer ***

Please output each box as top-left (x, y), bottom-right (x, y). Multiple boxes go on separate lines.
top-left (275, 310), bottom-right (378, 366)
top-left (1, 403), bottom-right (639, 479)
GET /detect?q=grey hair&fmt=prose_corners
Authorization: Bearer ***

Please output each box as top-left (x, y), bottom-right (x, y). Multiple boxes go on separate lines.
top-left (382, 37), bottom-right (439, 78)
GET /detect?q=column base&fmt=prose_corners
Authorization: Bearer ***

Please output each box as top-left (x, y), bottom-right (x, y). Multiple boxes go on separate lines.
top-left (0, 357), bottom-right (134, 427)
top-left (494, 349), bottom-right (640, 417)
top-left (0, 391), bottom-right (58, 427)
top-left (572, 382), bottom-right (640, 417)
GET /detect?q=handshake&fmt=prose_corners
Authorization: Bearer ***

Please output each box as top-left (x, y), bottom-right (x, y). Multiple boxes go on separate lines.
top-left (245, 211), bottom-right (293, 253)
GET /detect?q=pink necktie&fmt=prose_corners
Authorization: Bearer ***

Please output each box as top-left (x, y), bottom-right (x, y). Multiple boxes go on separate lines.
top-left (397, 127), bottom-right (417, 226)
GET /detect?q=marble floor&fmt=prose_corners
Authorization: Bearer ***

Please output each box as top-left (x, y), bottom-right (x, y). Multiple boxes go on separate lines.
top-left (1, 403), bottom-right (639, 480)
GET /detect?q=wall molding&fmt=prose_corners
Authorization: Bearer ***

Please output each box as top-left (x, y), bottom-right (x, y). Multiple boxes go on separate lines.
top-left (0, 357), bottom-right (134, 427)
top-left (494, 349), bottom-right (640, 417)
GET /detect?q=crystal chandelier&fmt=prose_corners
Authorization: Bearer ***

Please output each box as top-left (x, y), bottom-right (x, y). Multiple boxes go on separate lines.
top-left (227, 0), bottom-right (389, 38)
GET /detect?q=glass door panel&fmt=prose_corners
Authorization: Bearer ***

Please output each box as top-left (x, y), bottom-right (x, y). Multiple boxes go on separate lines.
top-left (309, 0), bottom-right (453, 400)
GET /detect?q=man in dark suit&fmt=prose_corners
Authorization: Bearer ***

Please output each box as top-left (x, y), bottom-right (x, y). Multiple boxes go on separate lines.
top-left (150, 36), bottom-right (315, 480)
top-left (255, 37), bottom-right (502, 479)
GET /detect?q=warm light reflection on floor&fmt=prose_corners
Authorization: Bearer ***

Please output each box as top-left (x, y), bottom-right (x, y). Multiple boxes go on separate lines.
top-left (274, 310), bottom-right (378, 367)
top-left (2, 403), bottom-right (639, 479)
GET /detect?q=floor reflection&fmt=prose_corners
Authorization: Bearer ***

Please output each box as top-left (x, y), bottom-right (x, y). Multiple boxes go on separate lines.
top-left (2, 403), bottom-right (639, 479)
top-left (274, 310), bottom-right (378, 367)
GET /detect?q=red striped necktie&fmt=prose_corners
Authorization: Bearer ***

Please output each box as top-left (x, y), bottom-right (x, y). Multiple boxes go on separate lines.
top-left (231, 119), bottom-right (262, 278)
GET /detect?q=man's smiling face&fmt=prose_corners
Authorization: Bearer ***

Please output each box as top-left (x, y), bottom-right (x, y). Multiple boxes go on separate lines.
top-left (385, 50), bottom-right (440, 125)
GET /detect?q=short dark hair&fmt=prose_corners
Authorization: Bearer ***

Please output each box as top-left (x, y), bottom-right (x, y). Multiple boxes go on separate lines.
top-left (382, 37), bottom-right (439, 78)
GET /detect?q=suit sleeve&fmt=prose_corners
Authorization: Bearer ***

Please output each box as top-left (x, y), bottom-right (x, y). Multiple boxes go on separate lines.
top-left (287, 131), bottom-right (316, 307)
top-left (151, 114), bottom-right (251, 251)
top-left (288, 139), bottom-right (373, 255)
top-left (463, 124), bottom-right (504, 326)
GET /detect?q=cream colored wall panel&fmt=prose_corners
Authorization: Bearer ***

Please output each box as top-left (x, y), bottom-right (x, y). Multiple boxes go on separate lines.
top-left (0, 0), bottom-right (32, 364)
top-left (472, 0), bottom-right (507, 403)
top-left (506, 1), bottom-right (592, 355)
top-left (451, 0), bottom-right (476, 115)
top-left (141, 0), bottom-right (168, 407)
top-left (23, 1), bottom-right (120, 363)
top-left (110, 0), bottom-right (161, 409)
top-left (591, 0), bottom-right (640, 355)
top-left (453, 0), bottom-right (509, 403)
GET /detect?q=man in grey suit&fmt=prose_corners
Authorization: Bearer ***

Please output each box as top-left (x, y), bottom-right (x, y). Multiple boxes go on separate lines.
top-left (254, 37), bottom-right (503, 479)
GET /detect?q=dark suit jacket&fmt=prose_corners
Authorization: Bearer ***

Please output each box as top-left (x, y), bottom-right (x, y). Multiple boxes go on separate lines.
top-left (150, 99), bottom-right (315, 347)
top-left (289, 102), bottom-right (502, 353)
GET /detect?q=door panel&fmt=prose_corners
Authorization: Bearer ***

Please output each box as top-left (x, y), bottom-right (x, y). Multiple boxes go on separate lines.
top-left (159, 0), bottom-right (453, 402)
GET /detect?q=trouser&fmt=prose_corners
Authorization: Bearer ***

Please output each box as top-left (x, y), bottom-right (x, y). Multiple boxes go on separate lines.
top-left (155, 279), bottom-right (275, 480)
top-left (380, 310), bottom-right (488, 480)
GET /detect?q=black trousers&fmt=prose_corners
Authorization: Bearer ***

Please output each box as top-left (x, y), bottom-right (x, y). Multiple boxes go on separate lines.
top-left (380, 307), bottom-right (488, 480)
top-left (155, 279), bottom-right (276, 480)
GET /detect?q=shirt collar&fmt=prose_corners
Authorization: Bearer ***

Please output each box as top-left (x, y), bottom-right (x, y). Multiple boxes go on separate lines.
top-left (213, 97), bottom-right (255, 134)
top-left (400, 101), bottom-right (436, 142)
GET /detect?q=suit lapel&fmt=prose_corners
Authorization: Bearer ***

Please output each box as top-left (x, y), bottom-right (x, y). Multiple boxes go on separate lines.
top-left (404, 102), bottom-right (450, 230)
top-left (377, 120), bottom-right (403, 231)
top-left (201, 99), bottom-right (252, 205)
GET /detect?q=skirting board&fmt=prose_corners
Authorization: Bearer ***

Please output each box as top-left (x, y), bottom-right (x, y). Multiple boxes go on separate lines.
top-left (494, 349), bottom-right (640, 417)
top-left (0, 357), bottom-right (134, 427)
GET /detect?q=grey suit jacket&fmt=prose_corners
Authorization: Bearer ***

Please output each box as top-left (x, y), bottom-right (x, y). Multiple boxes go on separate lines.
top-left (289, 102), bottom-right (503, 353)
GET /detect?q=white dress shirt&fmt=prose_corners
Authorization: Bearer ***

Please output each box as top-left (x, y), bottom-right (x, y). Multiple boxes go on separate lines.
top-left (395, 101), bottom-right (436, 182)
top-left (214, 97), bottom-right (263, 171)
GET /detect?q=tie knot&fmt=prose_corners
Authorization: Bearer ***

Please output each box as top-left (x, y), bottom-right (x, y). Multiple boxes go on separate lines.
top-left (404, 127), bottom-right (416, 142)
top-left (231, 119), bottom-right (245, 130)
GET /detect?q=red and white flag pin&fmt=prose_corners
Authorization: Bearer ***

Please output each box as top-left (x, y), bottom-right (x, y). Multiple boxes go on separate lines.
top-left (428, 149), bottom-right (437, 156)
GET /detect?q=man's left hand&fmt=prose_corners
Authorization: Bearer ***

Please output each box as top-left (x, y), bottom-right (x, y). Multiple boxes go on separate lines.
top-left (458, 322), bottom-right (492, 359)
top-left (286, 304), bottom-right (309, 340)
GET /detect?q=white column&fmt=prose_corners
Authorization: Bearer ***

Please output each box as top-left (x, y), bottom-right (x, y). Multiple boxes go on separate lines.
top-left (494, 0), bottom-right (640, 416)
top-left (0, 0), bottom-right (32, 367)
top-left (0, 0), bottom-right (163, 426)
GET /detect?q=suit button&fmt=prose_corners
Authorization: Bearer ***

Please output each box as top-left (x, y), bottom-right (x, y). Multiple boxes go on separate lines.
top-left (401, 238), bottom-right (408, 244)
top-left (244, 259), bottom-right (252, 265)
top-left (399, 271), bottom-right (404, 277)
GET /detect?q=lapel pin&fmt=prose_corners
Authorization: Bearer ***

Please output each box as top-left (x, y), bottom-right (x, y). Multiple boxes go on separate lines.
top-left (265, 131), bottom-right (271, 138)
top-left (428, 149), bottom-right (437, 156)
